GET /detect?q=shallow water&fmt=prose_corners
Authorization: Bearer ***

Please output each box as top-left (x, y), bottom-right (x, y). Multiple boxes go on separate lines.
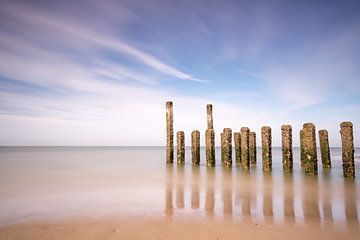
top-left (0, 146), bottom-right (359, 229)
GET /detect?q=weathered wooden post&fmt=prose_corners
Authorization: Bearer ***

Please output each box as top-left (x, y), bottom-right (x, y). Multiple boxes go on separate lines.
top-left (300, 129), bottom-right (305, 168)
top-left (281, 124), bottom-right (293, 173)
top-left (340, 122), bottom-right (355, 178)
top-left (303, 123), bottom-right (318, 175)
top-left (176, 131), bottom-right (185, 165)
top-left (207, 104), bottom-right (213, 130)
top-left (206, 129), bottom-right (215, 167)
top-left (261, 126), bottom-right (272, 171)
top-left (240, 127), bottom-right (250, 169)
top-left (206, 104), bottom-right (215, 167)
top-left (191, 130), bottom-right (200, 166)
top-left (166, 101), bottom-right (174, 163)
top-left (319, 130), bottom-right (331, 168)
top-left (249, 131), bottom-right (257, 165)
top-left (222, 128), bottom-right (232, 167)
top-left (220, 132), bottom-right (224, 163)
top-left (234, 132), bottom-right (241, 165)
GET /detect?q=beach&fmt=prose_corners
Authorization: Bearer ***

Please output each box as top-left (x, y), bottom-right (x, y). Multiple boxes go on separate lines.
top-left (0, 147), bottom-right (359, 239)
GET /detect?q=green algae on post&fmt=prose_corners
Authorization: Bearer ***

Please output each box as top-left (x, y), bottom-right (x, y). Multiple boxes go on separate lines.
top-left (302, 123), bottom-right (318, 175)
top-left (191, 130), bottom-right (200, 166)
top-left (261, 126), bottom-right (272, 171)
top-left (319, 129), bottom-right (331, 168)
top-left (166, 101), bottom-right (174, 163)
top-left (281, 124), bottom-right (293, 174)
top-left (240, 127), bottom-right (250, 169)
top-left (176, 131), bottom-right (185, 165)
top-left (340, 122), bottom-right (355, 178)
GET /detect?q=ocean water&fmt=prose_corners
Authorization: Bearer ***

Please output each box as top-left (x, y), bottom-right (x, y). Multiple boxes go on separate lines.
top-left (0, 146), bottom-right (359, 228)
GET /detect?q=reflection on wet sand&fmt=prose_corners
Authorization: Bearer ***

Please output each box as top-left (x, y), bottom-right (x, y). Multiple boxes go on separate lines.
top-left (164, 164), bottom-right (359, 227)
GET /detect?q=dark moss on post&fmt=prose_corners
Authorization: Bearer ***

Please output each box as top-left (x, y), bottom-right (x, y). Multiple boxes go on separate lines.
top-left (166, 101), bottom-right (174, 163)
top-left (222, 128), bottom-right (232, 167)
top-left (206, 104), bottom-right (213, 130)
top-left (300, 129), bottom-right (305, 168)
top-left (191, 130), bottom-right (200, 166)
top-left (205, 129), bottom-right (215, 167)
top-left (340, 122), bottom-right (355, 178)
top-left (303, 123), bottom-right (318, 175)
top-left (249, 131), bottom-right (257, 165)
top-left (234, 132), bottom-right (241, 165)
top-left (176, 131), bottom-right (185, 165)
top-left (261, 126), bottom-right (272, 171)
top-left (319, 130), bottom-right (331, 168)
top-left (240, 127), bottom-right (250, 169)
top-left (281, 124), bottom-right (293, 174)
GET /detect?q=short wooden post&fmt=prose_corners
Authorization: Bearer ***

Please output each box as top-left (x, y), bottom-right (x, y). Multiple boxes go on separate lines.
top-left (340, 122), bottom-right (355, 178)
top-left (281, 124), bottom-right (293, 173)
top-left (249, 131), bottom-right (257, 165)
top-left (176, 131), bottom-right (185, 165)
top-left (261, 126), bottom-right (272, 171)
top-left (234, 132), bottom-right (241, 165)
top-left (303, 123), bottom-right (318, 175)
top-left (319, 130), bottom-right (331, 168)
top-left (166, 101), bottom-right (174, 163)
top-left (240, 127), bottom-right (250, 169)
top-left (191, 130), bottom-right (200, 166)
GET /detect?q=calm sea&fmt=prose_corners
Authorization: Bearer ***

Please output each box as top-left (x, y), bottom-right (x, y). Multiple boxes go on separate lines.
top-left (0, 146), bottom-right (359, 228)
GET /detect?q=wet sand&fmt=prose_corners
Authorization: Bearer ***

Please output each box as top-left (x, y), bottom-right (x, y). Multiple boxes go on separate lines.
top-left (0, 147), bottom-right (359, 239)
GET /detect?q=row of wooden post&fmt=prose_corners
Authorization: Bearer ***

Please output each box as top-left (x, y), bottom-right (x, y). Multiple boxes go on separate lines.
top-left (166, 101), bottom-right (356, 178)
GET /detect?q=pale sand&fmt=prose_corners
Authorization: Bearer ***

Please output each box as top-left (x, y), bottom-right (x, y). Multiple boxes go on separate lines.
top-left (0, 216), bottom-right (359, 240)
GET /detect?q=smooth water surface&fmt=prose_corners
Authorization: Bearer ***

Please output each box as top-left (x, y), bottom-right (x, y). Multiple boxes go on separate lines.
top-left (0, 146), bottom-right (359, 229)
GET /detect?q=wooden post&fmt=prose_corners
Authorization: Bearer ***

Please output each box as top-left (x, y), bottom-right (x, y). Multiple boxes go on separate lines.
top-left (222, 128), bottom-right (232, 167)
top-left (340, 122), bottom-right (355, 178)
top-left (249, 131), bottom-right (257, 165)
top-left (191, 130), bottom-right (200, 166)
top-left (319, 130), bottom-right (331, 168)
top-left (166, 101), bottom-right (174, 163)
top-left (281, 124), bottom-right (293, 173)
top-left (261, 126), bottom-right (272, 171)
top-left (303, 123), bottom-right (318, 175)
top-left (234, 132), bottom-right (241, 165)
top-left (206, 129), bottom-right (215, 167)
top-left (176, 131), bottom-right (185, 165)
top-left (240, 127), bottom-right (250, 169)
top-left (300, 129), bottom-right (305, 168)
top-left (207, 104), bottom-right (213, 130)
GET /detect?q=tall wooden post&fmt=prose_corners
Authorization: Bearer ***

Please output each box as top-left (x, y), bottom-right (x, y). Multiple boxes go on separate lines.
top-left (281, 124), bottom-right (293, 173)
top-left (191, 130), bottom-right (200, 166)
top-left (205, 104), bottom-right (215, 167)
top-left (319, 130), bottom-right (331, 168)
top-left (166, 101), bottom-right (173, 163)
top-left (340, 122), bottom-right (355, 178)
top-left (261, 126), bottom-right (272, 171)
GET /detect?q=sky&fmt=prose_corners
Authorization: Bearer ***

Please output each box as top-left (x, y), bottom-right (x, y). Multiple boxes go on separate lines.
top-left (0, 0), bottom-right (359, 146)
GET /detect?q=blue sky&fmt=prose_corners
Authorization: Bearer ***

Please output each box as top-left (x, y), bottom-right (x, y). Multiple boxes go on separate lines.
top-left (0, 0), bottom-right (359, 146)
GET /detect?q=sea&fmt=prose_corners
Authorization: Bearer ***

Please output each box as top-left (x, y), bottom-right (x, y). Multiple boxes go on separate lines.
top-left (0, 146), bottom-right (359, 229)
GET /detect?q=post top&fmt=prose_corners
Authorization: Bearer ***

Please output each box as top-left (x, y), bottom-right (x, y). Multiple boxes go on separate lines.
top-left (281, 124), bottom-right (292, 130)
top-left (261, 126), bottom-right (271, 130)
top-left (340, 121), bottom-right (353, 128)
top-left (319, 129), bottom-right (328, 134)
top-left (303, 122), bottom-right (315, 128)
top-left (191, 130), bottom-right (200, 134)
top-left (223, 128), bottom-right (232, 132)
top-left (166, 101), bottom-right (173, 106)
top-left (249, 131), bottom-right (256, 135)
top-left (240, 127), bottom-right (250, 132)
top-left (177, 131), bottom-right (184, 135)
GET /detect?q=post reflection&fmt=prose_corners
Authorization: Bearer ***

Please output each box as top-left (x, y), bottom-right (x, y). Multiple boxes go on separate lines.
top-left (164, 165), bottom-right (358, 225)
top-left (283, 174), bottom-right (295, 223)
